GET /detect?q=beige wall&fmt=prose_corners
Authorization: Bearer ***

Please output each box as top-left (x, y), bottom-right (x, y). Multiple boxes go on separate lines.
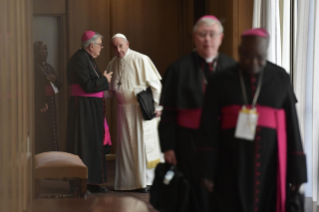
top-left (0, 0), bottom-right (34, 211)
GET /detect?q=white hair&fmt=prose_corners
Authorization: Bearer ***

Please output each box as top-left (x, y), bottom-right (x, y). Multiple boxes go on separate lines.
top-left (81, 33), bottom-right (103, 49)
top-left (193, 18), bottom-right (224, 33)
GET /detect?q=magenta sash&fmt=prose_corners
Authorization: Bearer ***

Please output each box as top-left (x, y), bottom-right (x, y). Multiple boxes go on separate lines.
top-left (103, 118), bottom-right (112, 146)
top-left (45, 85), bottom-right (55, 96)
top-left (71, 84), bottom-right (112, 146)
top-left (71, 84), bottom-right (104, 98)
top-left (221, 105), bottom-right (286, 212)
top-left (177, 108), bottom-right (202, 129)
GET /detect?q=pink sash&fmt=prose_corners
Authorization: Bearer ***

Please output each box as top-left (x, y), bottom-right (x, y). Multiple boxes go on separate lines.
top-left (45, 85), bottom-right (55, 96)
top-left (71, 84), bottom-right (112, 146)
top-left (71, 84), bottom-right (104, 98)
top-left (221, 105), bottom-right (286, 212)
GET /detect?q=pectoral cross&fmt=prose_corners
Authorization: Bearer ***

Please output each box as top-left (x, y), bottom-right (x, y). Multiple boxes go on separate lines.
top-left (117, 81), bottom-right (122, 90)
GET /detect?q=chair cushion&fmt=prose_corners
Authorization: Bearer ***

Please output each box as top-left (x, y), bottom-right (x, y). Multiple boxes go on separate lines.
top-left (35, 151), bottom-right (87, 179)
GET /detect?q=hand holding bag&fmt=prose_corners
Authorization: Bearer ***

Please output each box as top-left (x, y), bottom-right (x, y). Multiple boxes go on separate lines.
top-left (286, 189), bottom-right (305, 212)
top-left (136, 87), bottom-right (156, 120)
top-left (150, 163), bottom-right (190, 212)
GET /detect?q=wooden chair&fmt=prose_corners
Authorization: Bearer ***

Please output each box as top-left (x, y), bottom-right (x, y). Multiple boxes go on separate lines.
top-left (35, 151), bottom-right (88, 198)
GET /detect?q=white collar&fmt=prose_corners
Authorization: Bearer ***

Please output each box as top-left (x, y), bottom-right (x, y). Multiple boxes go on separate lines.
top-left (205, 55), bottom-right (218, 63)
top-left (121, 48), bottom-right (131, 60)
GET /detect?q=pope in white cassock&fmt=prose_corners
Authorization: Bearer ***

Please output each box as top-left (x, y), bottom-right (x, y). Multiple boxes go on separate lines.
top-left (105, 33), bottom-right (163, 192)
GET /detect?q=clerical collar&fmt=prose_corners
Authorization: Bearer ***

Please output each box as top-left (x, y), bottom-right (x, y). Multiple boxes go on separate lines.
top-left (121, 48), bottom-right (131, 60)
top-left (195, 50), bottom-right (218, 63)
top-left (205, 56), bottom-right (216, 63)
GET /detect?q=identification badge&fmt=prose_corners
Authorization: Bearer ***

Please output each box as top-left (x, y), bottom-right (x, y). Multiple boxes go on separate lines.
top-left (235, 107), bottom-right (259, 141)
top-left (50, 82), bottom-right (59, 94)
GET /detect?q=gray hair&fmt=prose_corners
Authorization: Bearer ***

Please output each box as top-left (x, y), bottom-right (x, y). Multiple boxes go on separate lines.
top-left (81, 33), bottom-right (103, 49)
top-left (193, 18), bottom-right (224, 33)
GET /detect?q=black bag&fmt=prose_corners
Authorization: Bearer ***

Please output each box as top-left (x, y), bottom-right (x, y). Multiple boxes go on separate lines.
top-left (136, 87), bottom-right (156, 120)
top-left (150, 163), bottom-right (190, 212)
top-left (286, 189), bottom-right (305, 212)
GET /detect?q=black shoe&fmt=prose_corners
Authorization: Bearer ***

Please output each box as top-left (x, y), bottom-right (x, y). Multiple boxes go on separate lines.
top-left (89, 187), bottom-right (108, 193)
top-left (87, 185), bottom-right (108, 193)
top-left (134, 187), bottom-right (150, 193)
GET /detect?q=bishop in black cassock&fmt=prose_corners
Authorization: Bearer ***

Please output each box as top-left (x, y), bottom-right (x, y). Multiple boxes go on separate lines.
top-left (159, 15), bottom-right (236, 212)
top-left (197, 28), bottom-right (307, 212)
top-left (66, 31), bottom-right (113, 192)
top-left (34, 41), bottom-right (63, 154)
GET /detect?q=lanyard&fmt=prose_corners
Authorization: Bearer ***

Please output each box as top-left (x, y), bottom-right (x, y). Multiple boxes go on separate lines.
top-left (239, 69), bottom-right (264, 109)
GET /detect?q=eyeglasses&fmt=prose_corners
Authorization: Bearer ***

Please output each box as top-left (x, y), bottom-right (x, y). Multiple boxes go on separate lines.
top-left (197, 32), bottom-right (221, 39)
top-left (94, 43), bottom-right (104, 48)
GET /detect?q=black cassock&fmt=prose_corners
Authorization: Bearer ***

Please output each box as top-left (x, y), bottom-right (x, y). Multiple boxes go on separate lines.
top-left (34, 62), bottom-right (63, 154)
top-left (198, 62), bottom-right (307, 212)
top-left (159, 51), bottom-right (236, 212)
top-left (66, 49), bottom-right (109, 184)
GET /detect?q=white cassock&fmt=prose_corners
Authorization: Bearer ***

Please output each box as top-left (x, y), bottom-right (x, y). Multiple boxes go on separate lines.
top-left (106, 49), bottom-right (163, 190)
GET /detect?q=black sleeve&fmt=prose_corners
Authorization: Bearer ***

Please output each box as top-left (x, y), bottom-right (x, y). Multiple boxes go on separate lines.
top-left (197, 75), bottom-right (221, 180)
top-left (283, 73), bottom-right (307, 184)
top-left (72, 54), bottom-right (109, 93)
top-left (158, 108), bottom-right (178, 152)
top-left (158, 65), bottom-right (178, 152)
top-left (48, 64), bottom-right (63, 90)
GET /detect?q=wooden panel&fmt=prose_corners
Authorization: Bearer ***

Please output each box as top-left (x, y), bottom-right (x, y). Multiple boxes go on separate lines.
top-left (207, 0), bottom-right (253, 60)
top-left (68, 0), bottom-right (111, 72)
top-left (111, 0), bottom-right (180, 76)
top-left (0, 0), bottom-right (34, 211)
top-left (179, 0), bottom-right (194, 56)
top-left (33, 0), bottom-right (66, 15)
top-left (238, 0), bottom-right (254, 40)
top-left (207, 0), bottom-right (237, 58)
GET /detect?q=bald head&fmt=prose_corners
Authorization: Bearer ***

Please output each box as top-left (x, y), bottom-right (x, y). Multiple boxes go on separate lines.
top-left (238, 36), bottom-right (268, 75)
top-left (111, 34), bottom-right (129, 58)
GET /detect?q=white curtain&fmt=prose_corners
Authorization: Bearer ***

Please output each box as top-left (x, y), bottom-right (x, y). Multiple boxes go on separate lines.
top-left (252, 0), bottom-right (282, 68)
top-left (253, 0), bottom-right (319, 208)
top-left (294, 0), bottom-right (319, 208)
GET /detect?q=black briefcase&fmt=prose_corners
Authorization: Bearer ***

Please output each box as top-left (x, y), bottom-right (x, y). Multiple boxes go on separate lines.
top-left (150, 163), bottom-right (190, 212)
top-left (286, 189), bottom-right (305, 212)
top-left (136, 87), bottom-right (156, 120)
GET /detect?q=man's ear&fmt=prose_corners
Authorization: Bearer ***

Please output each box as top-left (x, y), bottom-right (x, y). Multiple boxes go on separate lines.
top-left (89, 43), bottom-right (94, 50)
top-left (220, 33), bottom-right (224, 41)
top-left (127, 41), bottom-right (130, 48)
